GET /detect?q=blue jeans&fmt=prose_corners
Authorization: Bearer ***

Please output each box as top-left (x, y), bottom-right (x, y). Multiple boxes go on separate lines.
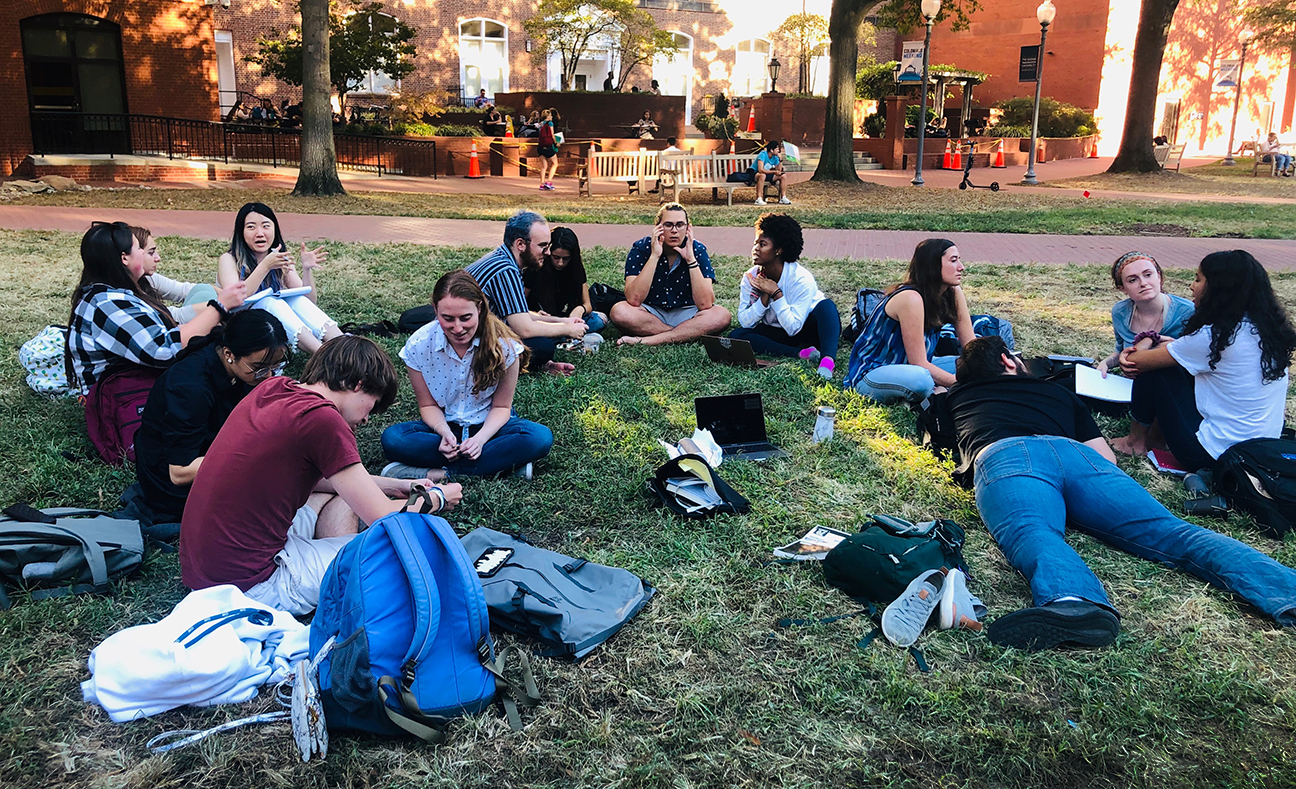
top-left (381, 415), bottom-right (553, 478)
top-left (974, 435), bottom-right (1296, 624)
top-left (1263, 153), bottom-right (1292, 172)
top-left (727, 299), bottom-right (841, 360)
top-left (584, 312), bottom-right (607, 333)
top-left (853, 355), bottom-right (956, 404)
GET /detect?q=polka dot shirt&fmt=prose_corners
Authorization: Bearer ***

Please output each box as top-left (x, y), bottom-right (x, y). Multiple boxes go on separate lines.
top-left (623, 237), bottom-right (715, 311)
top-left (399, 321), bottom-right (522, 426)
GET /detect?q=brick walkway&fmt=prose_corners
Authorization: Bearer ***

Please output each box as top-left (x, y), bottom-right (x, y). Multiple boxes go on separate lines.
top-left (1, 205), bottom-right (1293, 270)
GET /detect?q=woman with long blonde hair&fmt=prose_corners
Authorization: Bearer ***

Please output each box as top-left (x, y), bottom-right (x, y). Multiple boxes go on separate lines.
top-left (381, 270), bottom-right (553, 480)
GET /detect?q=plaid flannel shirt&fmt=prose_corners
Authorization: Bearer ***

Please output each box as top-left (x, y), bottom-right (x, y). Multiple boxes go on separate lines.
top-left (68, 287), bottom-right (183, 389)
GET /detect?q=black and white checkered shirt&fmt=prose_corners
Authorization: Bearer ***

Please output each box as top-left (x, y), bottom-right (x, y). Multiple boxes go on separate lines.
top-left (465, 245), bottom-right (529, 320)
top-left (68, 287), bottom-right (183, 389)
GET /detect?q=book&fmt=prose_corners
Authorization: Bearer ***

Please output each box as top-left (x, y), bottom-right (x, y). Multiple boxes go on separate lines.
top-left (1147, 448), bottom-right (1189, 476)
top-left (773, 525), bottom-right (852, 561)
top-left (1075, 364), bottom-right (1133, 403)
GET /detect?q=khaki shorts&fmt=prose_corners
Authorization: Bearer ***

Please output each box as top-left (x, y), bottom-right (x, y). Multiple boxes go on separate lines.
top-left (643, 303), bottom-right (699, 328)
top-left (245, 505), bottom-right (355, 616)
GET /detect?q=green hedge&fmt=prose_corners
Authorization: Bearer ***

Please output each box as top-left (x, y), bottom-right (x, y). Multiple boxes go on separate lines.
top-left (993, 97), bottom-right (1095, 138)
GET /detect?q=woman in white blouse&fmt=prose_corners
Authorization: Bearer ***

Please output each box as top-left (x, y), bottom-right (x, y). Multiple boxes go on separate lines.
top-left (380, 270), bottom-right (553, 480)
top-left (728, 213), bottom-right (840, 377)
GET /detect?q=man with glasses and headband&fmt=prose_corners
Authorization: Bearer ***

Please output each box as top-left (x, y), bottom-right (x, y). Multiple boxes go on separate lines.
top-left (465, 210), bottom-right (586, 375)
top-left (612, 203), bottom-right (732, 346)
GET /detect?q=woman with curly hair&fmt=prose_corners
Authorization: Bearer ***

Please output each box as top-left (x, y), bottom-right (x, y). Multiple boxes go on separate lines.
top-left (1114, 250), bottom-right (1295, 470)
top-left (380, 270), bottom-right (553, 480)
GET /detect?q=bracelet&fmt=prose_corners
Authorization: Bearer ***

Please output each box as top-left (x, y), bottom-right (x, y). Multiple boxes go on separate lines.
top-left (428, 485), bottom-right (446, 512)
top-left (207, 299), bottom-right (231, 320)
top-left (1133, 330), bottom-right (1162, 347)
top-left (772, 289), bottom-right (784, 299)
top-left (687, 262), bottom-right (699, 270)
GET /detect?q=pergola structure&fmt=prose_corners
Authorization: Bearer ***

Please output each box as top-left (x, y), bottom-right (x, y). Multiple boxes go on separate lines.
top-left (893, 65), bottom-right (985, 133)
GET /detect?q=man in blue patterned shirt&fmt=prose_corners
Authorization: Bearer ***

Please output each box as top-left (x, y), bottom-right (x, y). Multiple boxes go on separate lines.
top-left (611, 203), bottom-right (732, 346)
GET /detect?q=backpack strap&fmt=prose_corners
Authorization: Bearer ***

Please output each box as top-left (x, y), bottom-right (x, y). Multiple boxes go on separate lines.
top-left (377, 677), bottom-right (449, 744)
top-left (480, 644), bottom-right (542, 731)
top-left (383, 516), bottom-right (443, 677)
top-left (0, 523), bottom-right (110, 596)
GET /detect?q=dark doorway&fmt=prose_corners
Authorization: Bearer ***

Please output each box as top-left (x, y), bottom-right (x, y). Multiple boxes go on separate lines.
top-left (1159, 100), bottom-right (1181, 147)
top-left (22, 13), bottom-right (130, 154)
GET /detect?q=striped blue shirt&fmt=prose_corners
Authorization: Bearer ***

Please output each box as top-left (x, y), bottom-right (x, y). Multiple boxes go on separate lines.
top-left (466, 245), bottom-right (529, 320)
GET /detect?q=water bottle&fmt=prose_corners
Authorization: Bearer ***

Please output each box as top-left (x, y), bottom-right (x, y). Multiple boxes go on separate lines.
top-left (812, 406), bottom-right (836, 444)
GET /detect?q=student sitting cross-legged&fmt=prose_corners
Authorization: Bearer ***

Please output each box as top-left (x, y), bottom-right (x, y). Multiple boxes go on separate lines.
top-left (381, 270), bottom-right (553, 481)
top-left (728, 213), bottom-right (840, 376)
top-left (180, 336), bottom-right (462, 616)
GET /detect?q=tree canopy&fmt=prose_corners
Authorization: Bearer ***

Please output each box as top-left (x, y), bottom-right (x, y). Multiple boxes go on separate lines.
top-left (1242, 0), bottom-right (1296, 50)
top-left (609, 7), bottom-right (681, 91)
top-left (770, 13), bottom-right (832, 93)
top-left (525, 0), bottom-right (643, 91)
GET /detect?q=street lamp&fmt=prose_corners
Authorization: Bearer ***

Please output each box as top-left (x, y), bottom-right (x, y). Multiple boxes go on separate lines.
top-left (768, 56), bottom-right (782, 93)
top-left (1223, 28), bottom-right (1256, 166)
top-left (912, 0), bottom-right (941, 187)
top-left (1022, 0), bottom-right (1056, 185)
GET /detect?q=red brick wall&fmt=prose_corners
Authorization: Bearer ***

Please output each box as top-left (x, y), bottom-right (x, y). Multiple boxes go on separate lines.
top-left (1, 0), bottom-right (219, 177)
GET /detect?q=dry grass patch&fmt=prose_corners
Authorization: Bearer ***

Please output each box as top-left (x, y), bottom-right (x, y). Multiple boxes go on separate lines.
top-left (1052, 161), bottom-right (1296, 200)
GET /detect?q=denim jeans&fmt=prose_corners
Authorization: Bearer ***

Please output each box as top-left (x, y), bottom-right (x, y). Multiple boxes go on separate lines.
top-left (381, 415), bottom-right (553, 477)
top-left (1263, 153), bottom-right (1292, 172)
top-left (974, 435), bottom-right (1296, 624)
top-left (523, 336), bottom-right (558, 371)
top-left (727, 299), bottom-right (841, 360)
top-left (584, 312), bottom-right (607, 333)
top-left (1129, 365), bottom-right (1214, 470)
top-left (853, 356), bottom-right (955, 404)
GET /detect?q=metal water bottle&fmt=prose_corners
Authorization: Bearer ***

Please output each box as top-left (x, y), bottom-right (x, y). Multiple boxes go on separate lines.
top-left (812, 406), bottom-right (836, 444)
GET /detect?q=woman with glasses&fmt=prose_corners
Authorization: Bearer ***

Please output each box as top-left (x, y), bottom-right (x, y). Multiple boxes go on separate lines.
top-left (133, 310), bottom-right (290, 524)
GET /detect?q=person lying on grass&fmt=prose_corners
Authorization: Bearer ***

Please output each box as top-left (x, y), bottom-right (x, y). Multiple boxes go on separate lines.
top-left (1110, 250), bottom-right (1294, 472)
top-left (180, 336), bottom-right (462, 616)
top-left (948, 335), bottom-right (1296, 652)
top-left (1097, 251), bottom-right (1194, 378)
top-left (465, 210), bottom-right (584, 376)
top-left (134, 310), bottom-right (290, 525)
top-left (728, 212), bottom-right (839, 376)
top-left (612, 202), bottom-right (732, 347)
top-left (381, 270), bottom-right (553, 482)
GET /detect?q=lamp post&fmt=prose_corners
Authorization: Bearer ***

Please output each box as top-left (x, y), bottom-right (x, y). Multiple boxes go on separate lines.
top-left (768, 56), bottom-right (782, 93)
top-left (1022, 0), bottom-right (1056, 185)
top-left (1222, 29), bottom-right (1256, 166)
top-left (912, 0), bottom-right (941, 187)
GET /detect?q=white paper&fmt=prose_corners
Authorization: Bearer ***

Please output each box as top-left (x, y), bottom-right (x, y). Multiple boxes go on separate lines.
top-left (658, 428), bottom-right (723, 467)
top-left (1074, 364), bottom-right (1132, 403)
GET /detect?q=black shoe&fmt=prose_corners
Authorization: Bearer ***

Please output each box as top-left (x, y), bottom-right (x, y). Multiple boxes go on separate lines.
top-left (987, 601), bottom-right (1119, 652)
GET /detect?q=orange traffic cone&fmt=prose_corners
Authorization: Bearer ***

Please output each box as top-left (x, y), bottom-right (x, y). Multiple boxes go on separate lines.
top-left (464, 141), bottom-right (485, 179)
top-left (746, 109), bottom-right (757, 133)
top-left (941, 140), bottom-right (952, 169)
top-left (504, 117), bottom-right (514, 138)
top-left (1089, 139), bottom-right (1099, 158)
top-left (951, 140), bottom-right (962, 170)
top-left (992, 139), bottom-right (1006, 168)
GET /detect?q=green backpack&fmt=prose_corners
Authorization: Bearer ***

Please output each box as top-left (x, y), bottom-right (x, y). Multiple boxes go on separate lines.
top-left (822, 514), bottom-right (968, 604)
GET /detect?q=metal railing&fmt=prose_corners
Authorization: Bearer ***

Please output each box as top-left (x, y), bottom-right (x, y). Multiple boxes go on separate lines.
top-left (29, 112), bottom-right (437, 178)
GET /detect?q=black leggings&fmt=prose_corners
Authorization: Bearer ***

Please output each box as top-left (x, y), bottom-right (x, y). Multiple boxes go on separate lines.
top-left (1129, 365), bottom-right (1215, 471)
top-left (727, 299), bottom-right (842, 359)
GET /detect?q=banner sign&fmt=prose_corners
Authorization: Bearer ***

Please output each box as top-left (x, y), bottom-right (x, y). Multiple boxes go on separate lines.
top-left (898, 41), bottom-right (925, 83)
top-left (1215, 59), bottom-right (1240, 89)
top-left (1019, 46), bottom-right (1040, 82)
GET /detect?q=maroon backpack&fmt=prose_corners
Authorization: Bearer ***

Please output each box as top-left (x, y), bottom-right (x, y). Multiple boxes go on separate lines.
top-left (84, 364), bottom-right (162, 466)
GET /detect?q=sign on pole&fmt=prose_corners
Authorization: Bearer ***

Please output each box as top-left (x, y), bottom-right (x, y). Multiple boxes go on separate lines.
top-left (1215, 59), bottom-right (1240, 89)
top-left (899, 41), bottom-right (925, 83)
top-left (1019, 46), bottom-right (1040, 82)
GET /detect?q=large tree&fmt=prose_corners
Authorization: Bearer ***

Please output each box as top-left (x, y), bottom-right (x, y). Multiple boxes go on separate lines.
top-left (525, 0), bottom-right (639, 91)
top-left (608, 8), bottom-right (680, 91)
top-left (814, 0), bottom-right (980, 182)
top-left (1108, 0), bottom-right (1182, 172)
top-left (296, 0), bottom-right (343, 195)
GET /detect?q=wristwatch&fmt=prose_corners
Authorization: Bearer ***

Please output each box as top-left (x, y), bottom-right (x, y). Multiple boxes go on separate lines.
top-left (207, 299), bottom-right (231, 320)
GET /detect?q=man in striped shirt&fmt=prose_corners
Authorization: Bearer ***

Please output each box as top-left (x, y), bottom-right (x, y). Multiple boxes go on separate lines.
top-left (466, 211), bottom-right (585, 375)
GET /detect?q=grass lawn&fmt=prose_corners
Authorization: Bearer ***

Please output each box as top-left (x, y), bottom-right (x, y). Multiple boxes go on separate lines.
top-left (2, 227), bottom-right (1295, 788)
top-left (1052, 159), bottom-right (1296, 200)
top-left (6, 179), bottom-right (1296, 238)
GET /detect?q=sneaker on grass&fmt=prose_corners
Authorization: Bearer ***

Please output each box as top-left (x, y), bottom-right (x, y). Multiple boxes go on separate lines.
top-left (881, 569), bottom-right (946, 647)
top-left (937, 568), bottom-right (986, 631)
top-left (987, 600), bottom-right (1119, 652)
top-left (381, 461), bottom-right (433, 480)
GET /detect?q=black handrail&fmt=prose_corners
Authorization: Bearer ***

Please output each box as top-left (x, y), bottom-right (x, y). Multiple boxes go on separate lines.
top-left (28, 111), bottom-right (437, 179)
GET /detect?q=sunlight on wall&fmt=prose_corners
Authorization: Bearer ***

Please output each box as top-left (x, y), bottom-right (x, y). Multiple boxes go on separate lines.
top-left (1094, 0), bottom-right (1139, 157)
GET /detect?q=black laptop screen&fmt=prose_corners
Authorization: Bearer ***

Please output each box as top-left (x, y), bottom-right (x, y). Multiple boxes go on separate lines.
top-left (694, 393), bottom-right (768, 446)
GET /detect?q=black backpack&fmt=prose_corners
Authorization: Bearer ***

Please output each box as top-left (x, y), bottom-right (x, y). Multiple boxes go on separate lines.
top-left (1214, 437), bottom-right (1296, 538)
top-left (822, 514), bottom-right (968, 604)
top-left (841, 287), bottom-right (886, 345)
top-left (589, 283), bottom-right (626, 317)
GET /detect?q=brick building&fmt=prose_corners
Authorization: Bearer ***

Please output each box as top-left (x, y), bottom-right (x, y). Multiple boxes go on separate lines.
top-left (2, 0), bottom-right (220, 177)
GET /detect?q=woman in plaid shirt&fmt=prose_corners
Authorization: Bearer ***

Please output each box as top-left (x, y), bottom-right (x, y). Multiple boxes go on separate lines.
top-left (67, 222), bottom-right (245, 389)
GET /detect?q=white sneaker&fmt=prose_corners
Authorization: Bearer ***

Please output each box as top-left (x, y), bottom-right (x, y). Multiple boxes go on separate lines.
top-left (754, 198), bottom-right (766, 205)
top-left (881, 569), bottom-right (946, 647)
top-left (513, 462), bottom-right (533, 481)
top-left (778, 196), bottom-right (792, 205)
top-left (381, 461), bottom-right (433, 480)
top-left (937, 568), bottom-right (986, 631)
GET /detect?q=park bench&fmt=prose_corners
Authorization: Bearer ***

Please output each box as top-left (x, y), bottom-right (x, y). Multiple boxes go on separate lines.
top-left (658, 152), bottom-right (780, 206)
top-left (1153, 142), bottom-right (1186, 172)
top-left (577, 150), bottom-right (660, 197)
top-left (1251, 136), bottom-right (1289, 177)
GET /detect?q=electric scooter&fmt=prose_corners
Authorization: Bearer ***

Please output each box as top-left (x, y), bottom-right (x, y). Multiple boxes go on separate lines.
top-left (957, 140), bottom-right (999, 192)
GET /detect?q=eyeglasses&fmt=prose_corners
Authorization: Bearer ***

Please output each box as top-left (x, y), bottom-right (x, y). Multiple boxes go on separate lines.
top-left (238, 358), bottom-right (286, 380)
top-left (661, 221), bottom-right (687, 230)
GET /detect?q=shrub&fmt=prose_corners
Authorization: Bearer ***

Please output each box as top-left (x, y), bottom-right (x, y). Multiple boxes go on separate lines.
top-left (433, 124), bottom-right (482, 137)
top-left (985, 124), bottom-right (1032, 138)
top-left (400, 122), bottom-right (437, 137)
top-left (694, 112), bottom-right (738, 139)
top-left (861, 112), bottom-right (886, 138)
top-left (993, 97), bottom-right (1096, 138)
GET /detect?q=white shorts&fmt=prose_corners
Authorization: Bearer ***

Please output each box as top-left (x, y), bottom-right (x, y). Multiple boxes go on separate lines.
top-left (643, 303), bottom-right (699, 328)
top-left (245, 505), bottom-right (354, 616)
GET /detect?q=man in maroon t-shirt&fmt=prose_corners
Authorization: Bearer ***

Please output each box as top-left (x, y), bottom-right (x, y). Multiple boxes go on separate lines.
top-left (180, 336), bottom-right (463, 614)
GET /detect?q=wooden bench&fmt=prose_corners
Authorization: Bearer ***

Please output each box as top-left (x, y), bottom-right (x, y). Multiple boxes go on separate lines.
top-left (1251, 138), bottom-right (1290, 177)
top-left (658, 152), bottom-right (781, 206)
top-left (577, 150), bottom-right (660, 197)
top-left (1153, 142), bottom-right (1186, 172)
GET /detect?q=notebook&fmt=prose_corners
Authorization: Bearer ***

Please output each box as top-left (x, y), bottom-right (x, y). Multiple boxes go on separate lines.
top-left (694, 393), bottom-right (788, 461)
top-left (700, 335), bottom-right (775, 369)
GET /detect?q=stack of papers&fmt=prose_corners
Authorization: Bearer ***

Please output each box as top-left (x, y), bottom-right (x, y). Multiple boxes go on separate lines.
top-left (664, 457), bottom-right (724, 514)
top-left (1074, 364), bottom-right (1133, 403)
top-left (773, 526), bottom-right (851, 561)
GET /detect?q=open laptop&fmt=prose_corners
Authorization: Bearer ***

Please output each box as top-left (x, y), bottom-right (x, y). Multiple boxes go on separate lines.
top-left (694, 393), bottom-right (788, 461)
top-left (700, 335), bottom-right (775, 369)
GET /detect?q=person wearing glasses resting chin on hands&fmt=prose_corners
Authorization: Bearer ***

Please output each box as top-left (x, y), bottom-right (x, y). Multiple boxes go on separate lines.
top-left (611, 202), bottom-right (732, 346)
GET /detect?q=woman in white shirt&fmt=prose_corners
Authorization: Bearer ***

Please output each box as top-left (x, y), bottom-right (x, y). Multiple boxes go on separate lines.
top-left (1260, 132), bottom-right (1292, 176)
top-left (1114, 250), bottom-right (1295, 470)
top-left (380, 270), bottom-right (553, 480)
top-left (728, 214), bottom-right (840, 377)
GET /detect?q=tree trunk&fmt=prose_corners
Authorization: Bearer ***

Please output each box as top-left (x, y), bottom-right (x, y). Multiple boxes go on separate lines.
top-left (812, 0), bottom-right (871, 182)
top-left (1108, 0), bottom-right (1181, 173)
top-left (294, 0), bottom-right (345, 196)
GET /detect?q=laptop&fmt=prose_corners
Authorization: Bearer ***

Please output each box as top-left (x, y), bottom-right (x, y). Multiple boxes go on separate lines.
top-left (694, 393), bottom-right (788, 461)
top-left (700, 335), bottom-right (775, 369)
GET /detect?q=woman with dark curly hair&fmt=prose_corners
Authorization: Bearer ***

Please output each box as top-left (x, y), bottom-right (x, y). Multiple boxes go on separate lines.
top-left (729, 213), bottom-right (839, 375)
top-left (1114, 250), bottom-right (1295, 470)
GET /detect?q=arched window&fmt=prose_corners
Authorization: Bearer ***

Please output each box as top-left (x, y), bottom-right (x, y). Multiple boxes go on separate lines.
top-left (21, 13), bottom-right (126, 114)
top-left (460, 18), bottom-right (508, 102)
top-left (653, 32), bottom-right (694, 117)
top-left (732, 38), bottom-right (771, 97)
top-left (354, 10), bottom-right (402, 95)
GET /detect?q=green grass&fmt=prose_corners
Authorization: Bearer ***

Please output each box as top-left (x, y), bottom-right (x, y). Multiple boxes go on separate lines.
top-left (1, 228), bottom-right (1295, 788)
top-left (8, 179), bottom-right (1296, 238)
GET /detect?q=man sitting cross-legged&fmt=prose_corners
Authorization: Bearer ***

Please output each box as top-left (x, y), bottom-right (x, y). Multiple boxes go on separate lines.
top-left (179, 336), bottom-right (463, 615)
top-left (948, 336), bottom-right (1296, 651)
top-left (466, 210), bottom-right (585, 375)
top-left (612, 202), bottom-right (732, 346)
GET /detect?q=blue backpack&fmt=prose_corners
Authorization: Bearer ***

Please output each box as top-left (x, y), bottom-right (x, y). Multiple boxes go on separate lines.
top-left (309, 500), bottom-right (539, 743)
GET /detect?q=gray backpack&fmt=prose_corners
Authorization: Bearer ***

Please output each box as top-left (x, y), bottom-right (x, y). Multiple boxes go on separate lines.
top-left (460, 527), bottom-right (655, 661)
top-left (0, 506), bottom-right (144, 609)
